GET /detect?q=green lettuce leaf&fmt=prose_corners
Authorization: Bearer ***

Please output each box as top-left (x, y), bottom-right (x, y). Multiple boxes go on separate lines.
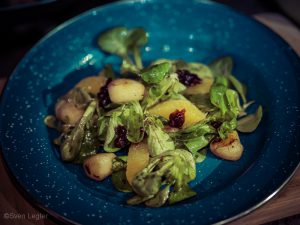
top-left (98, 27), bottom-right (148, 73)
top-left (127, 28), bottom-right (148, 69)
top-left (141, 62), bottom-right (171, 84)
top-left (210, 84), bottom-right (228, 116)
top-left (209, 75), bottom-right (241, 139)
top-left (101, 101), bottom-right (144, 151)
top-left (218, 117), bottom-right (237, 139)
top-left (73, 126), bottom-right (99, 164)
top-left (112, 169), bottom-right (133, 193)
top-left (103, 110), bottom-right (123, 152)
top-left (122, 101), bottom-right (144, 143)
top-left (130, 149), bottom-right (196, 205)
top-left (169, 184), bottom-right (197, 205)
top-left (183, 136), bottom-right (211, 153)
top-left (98, 27), bottom-right (129, 57)
top-left (210, 56), bottom-right (247, 104)
top-left (194, 149), bottom-right (207, 163)
top-left (98, 115), bottom-right (109, 141)
top-left (121, 59), bottom-right (140, 74)
top-left (225, 89), bottom-right (240, 116)
top-left (126, 28), bottom-right (148, 51)
top-left (227, 74), bottom-right (247, 104)
top-left (60, 101), bottom-right (97, 161)
top-left (237, 105), bottom-right (263, 132)
top-left (112, 157), bottom-right (127, 172)
top-left (187, 93), bottom-right (216, 112)
top-left (145, 116), bottom-right (175, 156)
top-left (145, 186), bottom-right (170, 207)
top-left (209, 56), bottom-right (233, 77)
top-left (172, 122), bottom-right (215, 153)
top-left (142, 73), bottom-right (186, 108)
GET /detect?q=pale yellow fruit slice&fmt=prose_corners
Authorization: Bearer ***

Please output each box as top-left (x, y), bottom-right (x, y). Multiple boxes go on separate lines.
top-left (184, 77), bottom-right (214, 95)
top-left (148, 99), bottom-right (206, 128)
top-left (126, 140), bottom-right (150, 185)
top-left (76, 75), bottom-right (107, 95)
top-left (108, 78), bottom-right (145, 104)
top-left (210, 131), bottom-right (244, 161)
top-left (83, 153), bottom-right (116, 181)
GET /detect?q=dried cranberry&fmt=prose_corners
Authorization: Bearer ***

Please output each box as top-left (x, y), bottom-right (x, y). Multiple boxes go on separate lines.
top-left (115, 125), bottom-right (127, 136)
top-left (176, 69), bottom-right (202, 87)
top-left (169, 109), bottom-right (186, 128)
top-left (114, 136), bottom-right (127, 148)
top-left (211, 121), bottom-right (222, 129)
top-left (114, 125), bottom-right (128, 148)
top-left (97, 78), bottom-right (112, 107)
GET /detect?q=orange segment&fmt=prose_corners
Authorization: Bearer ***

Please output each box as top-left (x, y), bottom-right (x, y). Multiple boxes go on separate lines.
top-left (126, 139), bottom-right (150, 185)
top-left (148, 99), bottom-right (206, 128)
top-left (184, 77), bottom-right (214, 95)
top-left (76, 75), bottom-right (107, 94)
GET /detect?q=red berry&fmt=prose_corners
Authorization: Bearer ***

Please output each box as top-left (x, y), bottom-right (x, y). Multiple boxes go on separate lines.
top-left (97, 78), bottom-right (112, 107)
top-left (169, 109), bottom-right (186, 128)
top-left (114, 125), bottom-right (128, 148)
top-left (176, 69), bottom-right (202, 87)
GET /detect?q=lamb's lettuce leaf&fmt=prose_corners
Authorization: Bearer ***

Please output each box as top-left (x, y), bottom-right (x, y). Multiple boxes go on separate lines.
top-left (145, 186), bottom-right (170, 207)
top-left (210, 85), bottom-right (228, 116)
top-left (129, 149), bottom-right (196, 206)
top-left (60, 101), bottom-right (97, 162)
top-left (101, 101), bottom-right (144, 151)
top-left (237, 105), bottom-right (263, 132)
top-left (171, 122), bottom-right (215, 153)
top-left (98, 27), bottom-right (148, 73)
top-left (103, 110), bottom-right (123, 152)
top-left (210, 56), bottom-right (247, 104)
top-left (145, 116), bottom-right (175, 156)
top-left (183, 136), bottom-right (212, 153)
top-left (112, 169), bottom-right (133, 193)
top-left (123, 101), bottom-right (144, 143)
top-left (98, 27), bottom-right (129, 57)
top-left (218, 117), bottom-right (237, 139)
top-left (194, 149), bottom-right (207, 163)
top-left (141, 62), bottom-right (171, 84)
top-left (209, 56), bottom-right (233, 77)
top-left (142, 73), bottom-right (186, 108)
top-left (187, 93), bottom-right (216, 112)
top-left (209, 76), bottom-right (241, 139)
top-left (227, 74), bottom-right (247, 104)
top-left (169, 184), bottom-right (196, 205)
top-left (126, 28), bottom-right (147, 69)
top-left (73, 127), bottom-right (99, 164)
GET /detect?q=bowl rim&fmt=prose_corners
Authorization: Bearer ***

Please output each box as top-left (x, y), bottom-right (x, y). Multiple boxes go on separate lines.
top-left (0, 0), bottom-right (300, 224)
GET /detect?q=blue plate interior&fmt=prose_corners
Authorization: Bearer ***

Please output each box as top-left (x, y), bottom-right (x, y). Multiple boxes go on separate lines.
top-left (1, 0), bottom-right (300, 224)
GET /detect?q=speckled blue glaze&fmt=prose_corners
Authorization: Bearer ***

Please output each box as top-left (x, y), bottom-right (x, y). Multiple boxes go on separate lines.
top-left (1, 0), bottom-right (300, 224)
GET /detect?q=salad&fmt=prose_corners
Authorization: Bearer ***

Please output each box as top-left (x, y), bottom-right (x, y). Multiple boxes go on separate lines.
top-left (45, 27), bottom-right (263, 207)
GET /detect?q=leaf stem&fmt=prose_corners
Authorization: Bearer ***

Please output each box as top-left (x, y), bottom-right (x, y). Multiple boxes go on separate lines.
top-left (124, 55), bottom-right (134, 65)
top-left (133, 47), bottom-right (143, 69)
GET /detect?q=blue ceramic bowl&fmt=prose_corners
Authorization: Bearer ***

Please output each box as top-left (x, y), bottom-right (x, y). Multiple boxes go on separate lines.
top-left (1, 0), bottom-right (300, 224)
